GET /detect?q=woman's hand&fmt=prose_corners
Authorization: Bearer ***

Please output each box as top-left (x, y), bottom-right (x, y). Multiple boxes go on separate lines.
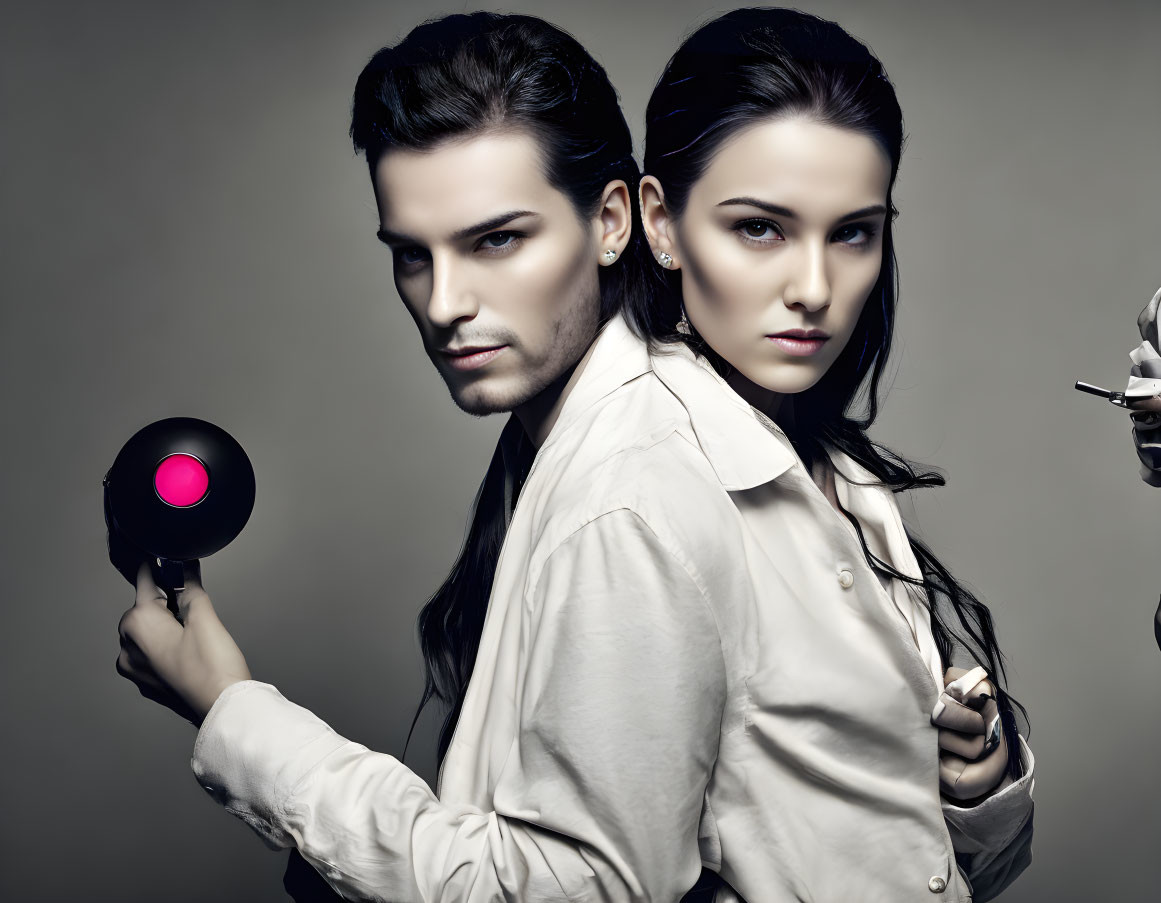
top-left (932, 666), bottom-right (1011, 805)
top-left (116, 560), bottom-right (251, 727)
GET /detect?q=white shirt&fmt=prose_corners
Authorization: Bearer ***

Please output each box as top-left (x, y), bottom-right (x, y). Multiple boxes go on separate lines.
top-left (192, 314), bottom-right (1034, 902)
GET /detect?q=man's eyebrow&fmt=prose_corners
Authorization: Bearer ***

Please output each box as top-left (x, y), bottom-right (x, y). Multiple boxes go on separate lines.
top-left (451, 210), bottom-right (539, 240)
top-left (376, 210), bottom-right (540, 246)
top-left (716, 197), bottom-right (887, 222)
top-left (376, 227), bottom-right (408, 246)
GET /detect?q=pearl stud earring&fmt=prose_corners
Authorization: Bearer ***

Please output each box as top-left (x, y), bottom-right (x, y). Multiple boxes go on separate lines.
top-left (658, 252), bottom-right (673, 269)
top-left (602, 249), bottom-right (617, 264)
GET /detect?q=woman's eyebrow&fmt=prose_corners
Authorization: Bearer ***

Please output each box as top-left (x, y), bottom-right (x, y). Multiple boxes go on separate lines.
top-left (717, 197), bottom-right (796, 218)
top-left (716, 197), bottom-right (888, 223)
top-left (836, 204), bottom-right (887, 222)
top-left (376, 210), bottom-right (540, 246)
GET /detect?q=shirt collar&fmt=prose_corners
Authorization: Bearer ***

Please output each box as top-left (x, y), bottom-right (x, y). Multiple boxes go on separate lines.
top-left (650, 341), bottom-right (797, 491)
top-left (534, 315), bottom-right (797, 491)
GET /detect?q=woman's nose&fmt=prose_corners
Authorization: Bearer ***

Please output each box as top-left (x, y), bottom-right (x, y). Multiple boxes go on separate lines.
top-left (783, 243), bottom-right (831, 312)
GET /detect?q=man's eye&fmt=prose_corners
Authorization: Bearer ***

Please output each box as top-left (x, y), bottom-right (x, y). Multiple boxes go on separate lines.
top-left (395, 247), bottom-right (429, 267)
top-left (480, 231), bottom-right (518, 249)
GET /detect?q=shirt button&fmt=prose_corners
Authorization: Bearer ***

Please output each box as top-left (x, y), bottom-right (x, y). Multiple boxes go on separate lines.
top-left (928, 875), bottom-right (947, 893)
top-left (837, 568), bottom-right (854, 588)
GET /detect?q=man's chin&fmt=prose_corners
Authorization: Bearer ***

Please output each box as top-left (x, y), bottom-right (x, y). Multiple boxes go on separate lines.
top-left (446, 380), bottom-right (538, 417)
top-left (450, 394), bottom-right (512, 417)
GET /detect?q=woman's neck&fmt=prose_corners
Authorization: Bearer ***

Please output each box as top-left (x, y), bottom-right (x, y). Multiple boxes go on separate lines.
top-left (726, 370), bottom-right (789, 427)
top-left (723, 369), bottom-right (841, 506)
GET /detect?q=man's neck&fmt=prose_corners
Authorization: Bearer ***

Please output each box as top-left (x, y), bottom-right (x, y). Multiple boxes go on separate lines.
top-left (515, 334), bottom-right (601, 449)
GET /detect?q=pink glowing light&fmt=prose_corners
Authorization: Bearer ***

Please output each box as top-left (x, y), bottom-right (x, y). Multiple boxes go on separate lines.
top-left (154, 454), bottom-right (209, 507)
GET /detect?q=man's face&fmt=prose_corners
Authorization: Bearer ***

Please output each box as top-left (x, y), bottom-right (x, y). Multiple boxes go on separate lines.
top-left (373, 131), bottom-right (603, 415)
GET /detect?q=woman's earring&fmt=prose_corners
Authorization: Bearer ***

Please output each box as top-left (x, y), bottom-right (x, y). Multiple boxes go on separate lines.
top-left (657, 252), bottom-right (673, 269)
top-left (602, 249), bottom-right (618, 264)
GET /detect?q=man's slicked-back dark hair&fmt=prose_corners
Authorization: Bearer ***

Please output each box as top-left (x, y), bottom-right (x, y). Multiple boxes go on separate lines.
top-left (350, 13), bottom-right (656, 761)
top-left (351, 11), bottom-right (654, 324)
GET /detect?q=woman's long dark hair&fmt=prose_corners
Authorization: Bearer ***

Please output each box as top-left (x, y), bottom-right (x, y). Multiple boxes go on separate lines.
top-left (350, 13), bottom-right (656, 762)
top-left (633, 7), bottom-right (1027, 778)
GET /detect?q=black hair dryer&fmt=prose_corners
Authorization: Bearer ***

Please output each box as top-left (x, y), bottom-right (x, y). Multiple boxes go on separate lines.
top-left (104, 417), bottom-right (255, 604)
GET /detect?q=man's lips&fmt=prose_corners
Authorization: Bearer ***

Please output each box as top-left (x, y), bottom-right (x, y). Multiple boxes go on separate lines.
top-left (440, 345), bottom-right (509, 371)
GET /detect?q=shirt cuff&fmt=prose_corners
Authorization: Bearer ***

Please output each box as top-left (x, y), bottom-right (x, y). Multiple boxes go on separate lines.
top-left (942, 735), bottom-right (1035, 856)
top-left (190, 680), bottom-right (348, 851)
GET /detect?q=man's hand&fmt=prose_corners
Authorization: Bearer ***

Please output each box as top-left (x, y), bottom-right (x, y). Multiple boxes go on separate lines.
top-left (932, 666), bottom-right (1011, 805)
top-left (116, 560), bottom-right (251, 727)
top-left (1126, 396), bottom-right (1161, 413)
top-left (1126, 288), bottom-right (1161, 414)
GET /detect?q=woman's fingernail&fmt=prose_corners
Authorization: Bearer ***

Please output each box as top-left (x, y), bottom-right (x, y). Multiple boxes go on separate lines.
top-left (983, 714), bottom-right (1002, 754)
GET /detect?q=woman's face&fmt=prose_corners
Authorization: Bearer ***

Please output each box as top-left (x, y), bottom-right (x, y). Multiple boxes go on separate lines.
top-left (644, 117), bottom-right (892, 411)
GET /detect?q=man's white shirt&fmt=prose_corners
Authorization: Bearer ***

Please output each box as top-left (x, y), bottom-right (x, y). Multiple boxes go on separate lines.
top-left (193, 314), bottom-right (1033, 902)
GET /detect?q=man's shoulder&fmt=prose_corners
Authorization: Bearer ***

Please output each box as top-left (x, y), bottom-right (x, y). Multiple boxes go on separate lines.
top-left (528, 370), bottom-right (741, 565)
top-left (537, 366), bottom-right (710, 492)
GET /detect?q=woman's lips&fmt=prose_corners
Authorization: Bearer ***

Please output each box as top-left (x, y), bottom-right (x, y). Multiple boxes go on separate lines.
top-left (442, 345), bottom-right (508, 371)
top-left (767, 334), bottom-right (828, 356)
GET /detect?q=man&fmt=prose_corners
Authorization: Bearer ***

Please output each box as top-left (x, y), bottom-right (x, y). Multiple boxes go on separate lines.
top-left (116, 12), bottom-right (722, 901)
top-left (1123, 286), bottom-right (1161, 648)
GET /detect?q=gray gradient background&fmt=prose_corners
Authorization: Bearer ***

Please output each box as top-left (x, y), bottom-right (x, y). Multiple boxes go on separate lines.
top-left (2, 1), bottom-right (1158, 900)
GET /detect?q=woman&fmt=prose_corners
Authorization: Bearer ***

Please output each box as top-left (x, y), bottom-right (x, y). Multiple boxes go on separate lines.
top-left (631, 8), bottom-right (1034, 901)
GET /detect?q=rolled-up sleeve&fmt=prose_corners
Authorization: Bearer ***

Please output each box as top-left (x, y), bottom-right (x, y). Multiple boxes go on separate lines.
top-left (942, 737), bottom-right (1035, 902)
top-left (191, 507), bottom-right (726, 902)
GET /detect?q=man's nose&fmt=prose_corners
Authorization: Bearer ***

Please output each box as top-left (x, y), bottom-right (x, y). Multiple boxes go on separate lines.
top-left (783, 242), bottom-right (831, 312)
top-left (426, 257), bottom-right (480, 328)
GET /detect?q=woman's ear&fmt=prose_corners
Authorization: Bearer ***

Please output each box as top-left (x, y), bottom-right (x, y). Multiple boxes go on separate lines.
top-left (639, 176), bottom-right (680, 269)
top-left (595, 179), bottom-right (632, 264)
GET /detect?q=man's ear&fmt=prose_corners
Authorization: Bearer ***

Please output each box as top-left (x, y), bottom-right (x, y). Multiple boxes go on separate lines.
top-left (594, 179), bottom-right (632, 264)
top-left (639, 176), bottom-right (680, 269)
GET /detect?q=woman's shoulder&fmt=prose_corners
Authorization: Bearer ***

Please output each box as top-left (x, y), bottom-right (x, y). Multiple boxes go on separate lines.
top-left (825, 444), bottom-right (884, 487)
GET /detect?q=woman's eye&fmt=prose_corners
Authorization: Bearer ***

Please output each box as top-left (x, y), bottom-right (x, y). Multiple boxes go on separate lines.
top-left (833, 224), bottom-right (876, 246)
top-left (736, 220), bottom-right (783, 242)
